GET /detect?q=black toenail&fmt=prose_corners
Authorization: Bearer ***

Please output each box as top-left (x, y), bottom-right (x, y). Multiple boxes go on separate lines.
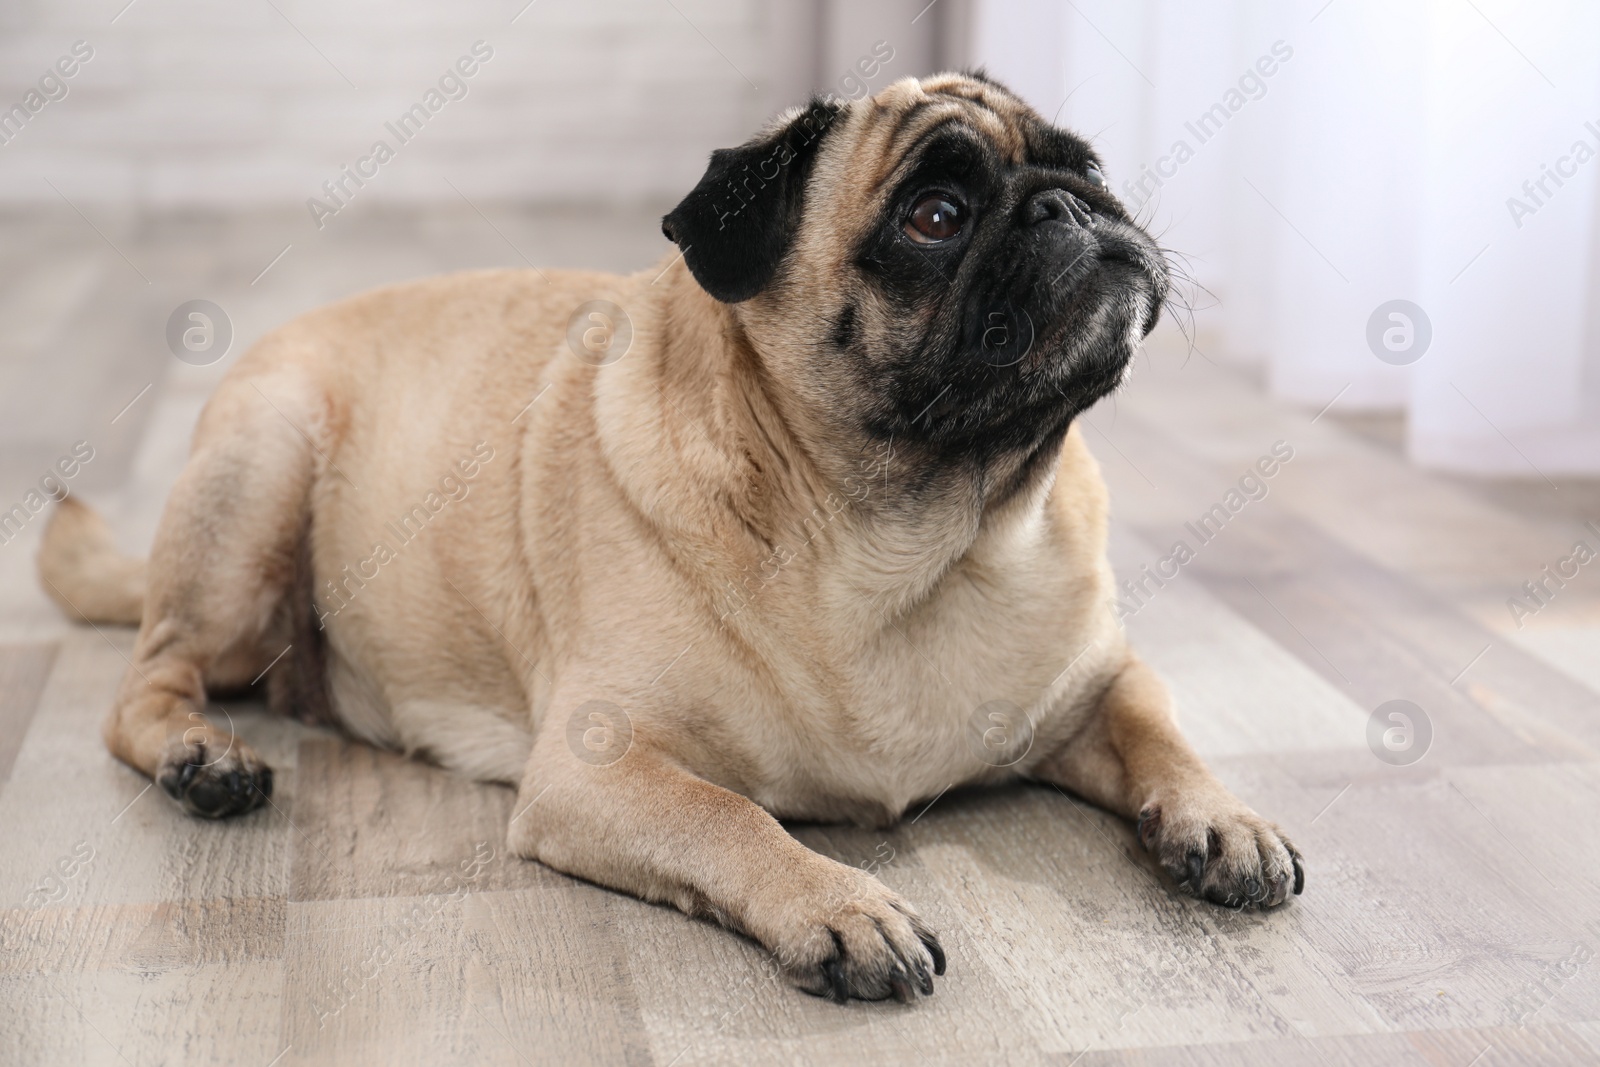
top-left (920, 933), bottom-right (946, 976)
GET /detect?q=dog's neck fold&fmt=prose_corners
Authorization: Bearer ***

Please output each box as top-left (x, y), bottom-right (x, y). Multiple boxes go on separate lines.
top-left (595, 260), bottom-right (1067, 637)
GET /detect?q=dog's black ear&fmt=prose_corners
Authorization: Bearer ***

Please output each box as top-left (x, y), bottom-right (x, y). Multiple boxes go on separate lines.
top-left (662, 98), bottom-right (843, 303)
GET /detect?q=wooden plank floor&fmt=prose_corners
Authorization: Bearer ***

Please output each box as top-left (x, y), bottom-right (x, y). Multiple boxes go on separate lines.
top-left (3, 206), bottom-right (1598, 1066)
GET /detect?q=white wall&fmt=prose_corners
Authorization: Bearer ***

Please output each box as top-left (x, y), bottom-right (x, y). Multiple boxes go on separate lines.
top-left (0, 0), bottom-right (973, 211)
top-left (0, 0), bottom-right (779, 207)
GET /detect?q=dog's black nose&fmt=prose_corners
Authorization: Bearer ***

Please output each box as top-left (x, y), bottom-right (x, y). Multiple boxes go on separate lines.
top-left (1023, 188), bottom-right (1092, 229)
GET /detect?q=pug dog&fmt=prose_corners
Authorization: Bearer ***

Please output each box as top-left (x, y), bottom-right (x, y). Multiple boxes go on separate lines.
top-left (40, 72), bottom-right (1303, 1004)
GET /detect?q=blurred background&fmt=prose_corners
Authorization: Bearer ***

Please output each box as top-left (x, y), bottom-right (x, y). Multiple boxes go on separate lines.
top-left (5, 4), bottom-right (1600, 1062)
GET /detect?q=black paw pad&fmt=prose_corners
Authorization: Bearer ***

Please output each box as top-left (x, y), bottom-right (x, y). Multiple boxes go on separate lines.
top-left (158, 742), bottom-right (272, 820)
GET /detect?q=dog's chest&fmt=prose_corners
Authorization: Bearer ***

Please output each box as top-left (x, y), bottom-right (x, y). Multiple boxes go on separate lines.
top-left (739, 567), bottom-right (1120, 824)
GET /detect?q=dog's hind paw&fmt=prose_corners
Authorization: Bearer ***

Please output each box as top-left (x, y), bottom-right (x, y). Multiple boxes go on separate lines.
top-left (156, 734), bottom-right (273, 819)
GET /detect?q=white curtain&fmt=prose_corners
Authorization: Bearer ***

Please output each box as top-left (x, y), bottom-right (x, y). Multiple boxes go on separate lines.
top-left (971, 0), bottom-right (1600, 475)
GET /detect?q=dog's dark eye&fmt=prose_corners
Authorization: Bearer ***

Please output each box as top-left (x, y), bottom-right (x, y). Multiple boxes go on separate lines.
top-left (1084, 165), bottom-right (1107, 189)
top-left (905, 195), bottom-right (965, 243)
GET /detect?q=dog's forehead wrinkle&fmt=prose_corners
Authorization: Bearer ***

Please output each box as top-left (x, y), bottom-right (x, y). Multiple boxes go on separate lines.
top-left (916, 71), bottom-right (1031, 122)
top-left (855, 104), bottom-right (980, 200)
top-left (861, 92), bottom-right (1025, 193)
top-left (886, 107), bottom-right (976, 173)
top-left (922, 77), bottom-right (1104, 176)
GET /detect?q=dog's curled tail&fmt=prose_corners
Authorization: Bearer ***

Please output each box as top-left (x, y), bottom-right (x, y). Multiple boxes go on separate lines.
top-left (37, 497), bottom-right (145, 626)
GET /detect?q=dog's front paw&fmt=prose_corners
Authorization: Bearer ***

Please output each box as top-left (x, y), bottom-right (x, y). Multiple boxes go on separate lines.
top-left (766, 863), bottom-right (946, 1003)
top-left (1137, 790), bottom-right (1303, 909)
top-left (156, 732), bottom-right (273, 819)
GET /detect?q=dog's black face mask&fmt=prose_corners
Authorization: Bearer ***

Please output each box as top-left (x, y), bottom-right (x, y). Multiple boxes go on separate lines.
top-left (850, 104), bottom-right (1170, 465)
top-left (662, 75), bottom-right (1170, 477)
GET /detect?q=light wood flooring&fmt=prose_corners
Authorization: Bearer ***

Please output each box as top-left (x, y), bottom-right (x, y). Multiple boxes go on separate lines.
top-left (2, 204), bottom-right (1599, 1066)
